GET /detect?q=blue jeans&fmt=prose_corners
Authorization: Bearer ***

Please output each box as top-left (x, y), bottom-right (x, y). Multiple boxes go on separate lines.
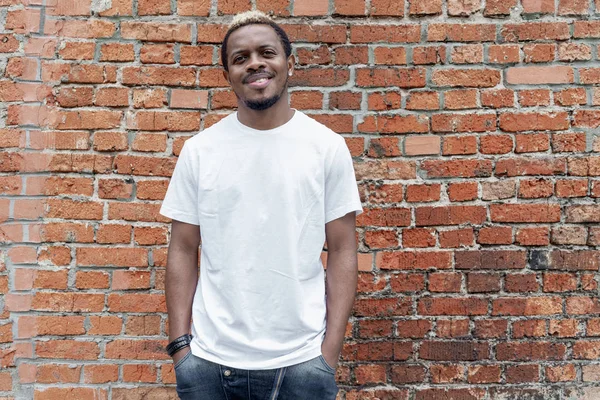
top-left (174, 351), bottom-right (339, 400)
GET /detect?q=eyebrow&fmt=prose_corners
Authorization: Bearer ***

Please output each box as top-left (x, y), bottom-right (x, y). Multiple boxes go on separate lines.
top-left (229, 44), bottom-right (278, 59)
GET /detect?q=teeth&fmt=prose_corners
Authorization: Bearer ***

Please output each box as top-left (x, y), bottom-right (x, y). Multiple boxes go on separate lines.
top-left (254, 78), bottom-right (267, 84)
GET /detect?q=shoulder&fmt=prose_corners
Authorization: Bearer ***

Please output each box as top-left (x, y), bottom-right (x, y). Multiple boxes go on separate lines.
top-left (181, 113), bottom-right (235, 152)
top-left (293, 111), bottom-right (346, 149)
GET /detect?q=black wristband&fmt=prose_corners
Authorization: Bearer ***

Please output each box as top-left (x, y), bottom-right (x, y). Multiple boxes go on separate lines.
top-left (166, 334), bottom-right (192, 357)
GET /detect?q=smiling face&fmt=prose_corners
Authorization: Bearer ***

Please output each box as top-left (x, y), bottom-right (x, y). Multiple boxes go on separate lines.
top-left (223, 24), bottom-right (294, 111)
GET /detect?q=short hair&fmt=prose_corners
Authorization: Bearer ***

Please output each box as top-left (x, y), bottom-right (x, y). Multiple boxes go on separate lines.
top-left (221, 10), bottom-right (292, 72)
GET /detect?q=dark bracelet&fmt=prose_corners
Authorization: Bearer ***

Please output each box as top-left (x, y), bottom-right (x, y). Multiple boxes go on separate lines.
top-left (166, 334), bottom-right (192, 357)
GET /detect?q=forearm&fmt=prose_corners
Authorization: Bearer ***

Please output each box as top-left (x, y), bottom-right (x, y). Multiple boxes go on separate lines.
top-left (323, 248), bottom-right (358, 354)
top-left (165, 243), bottom-right (199, 342)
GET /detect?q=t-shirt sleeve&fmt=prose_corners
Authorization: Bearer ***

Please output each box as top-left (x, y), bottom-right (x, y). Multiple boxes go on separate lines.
top-left (159, 142), bottom-right (199, 225)
top-left (324, 140), bottom-right (363, 224)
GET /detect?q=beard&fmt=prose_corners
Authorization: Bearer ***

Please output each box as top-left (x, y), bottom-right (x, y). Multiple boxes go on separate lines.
top-left (241, 75), bottom-right (288, 111)
top-left (245, 94), bottom-right (281, 110)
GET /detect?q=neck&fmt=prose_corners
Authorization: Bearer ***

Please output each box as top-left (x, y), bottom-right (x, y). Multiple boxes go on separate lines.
top-left (236, 93), bottom-right (295, 131)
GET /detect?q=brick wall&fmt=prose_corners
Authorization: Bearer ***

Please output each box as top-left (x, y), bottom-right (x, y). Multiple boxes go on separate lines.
top-left (1, 0), bottom-right (599, 399)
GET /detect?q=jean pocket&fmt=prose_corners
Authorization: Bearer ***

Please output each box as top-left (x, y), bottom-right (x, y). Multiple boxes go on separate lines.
top-left (174, 350), bottom-right (192, 370)
top-left (318, 355), bottom-right (336, 374)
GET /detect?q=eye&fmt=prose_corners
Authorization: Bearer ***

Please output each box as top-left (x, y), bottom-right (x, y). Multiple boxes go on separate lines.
top-left (232, 55), bottom-right (246, 64)
top-left (263, 49), bottom-right (276, 56)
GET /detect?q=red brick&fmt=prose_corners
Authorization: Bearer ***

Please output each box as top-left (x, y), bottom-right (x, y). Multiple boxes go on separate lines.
top-left (415, 205), bottom-right (486, 226)
top-left (290, 69), bottom-right (350, 87)
top-left (354, 160), bottom-right (416, 180)
top-left (481, 89), bottom-right (514, 108)
top-left (109, 203), bottom-right (169, 223)
top-left (513, 319), bottom-right (546, 338)
top-left (552, 226), bottom-right (587, 245)
top-left (554, 88), bottom-right (587, 106)
top-left (516, 227), bottom-right (550, 246)
top-left (58, 42), bottom-right (95, 60)
top-left (444, 89), bottom-right (478, 110)
top-left (354, 364), bottom-right (386, 384)
top-left (439, 228), bottom-right (474, 248)
top-left (549, 319), bottom-right (579, 337)
top-left (406, 91), bottom-right (439, 110)
top-left (177, 0), bottom-right (210, 15)
top-left (546, 364), bottom-right (577, 382)
top-left (433, 113), bottom-right (495, 133)
top-left (128, 111), bottom-right (200, 131)
top-left (112, 270), bottom-right (152, 290)
top-left (413, 46), bottom-right (446, 65)
top-left (100, 43), bottom-right (135, 62)
top-left (451, 44), bottom-right (483, 64)
top-left (507, 66), bottom-right (574, 85)
top-left (283, 24), bottom-right (346, 43)
top-left (502, 23), bottom-right (570, 42)
top-left (455, 250), bottom-right (526, 270)
top-left (373, 47), bottom-right (407, 65)
top-left (133, 88), bottom-right (168, 108)
top-left (404, 136), bottom-right (440, 156)
top-left (76, 271), bottom-right (109, 289)
top-left (389, 273), bottom-right (425, 293)
top-left (32, 292), bottom-right (103, 312)
top-left (431, 69), bottom-right (500, 87)
top-left (518, 89), bottom-right (551, 108)
top-left (126, 315), bottom-right (162, 336)
top-left (390, 365), bottom-right (426, 384)
top-left (350, 25), bottom-right (420, 43)
top-left (523, 43), bottom-right (556, 63)
top-left (428, 272), bottom-right (461, 293)
top-left (95, 87), bottom-right (129, 107)
top-left (447, 182), bottom-right (478, 201)
top-left (36, 340), bottom-right (100, 360)
top-left (428, 24), bottom-right (495, 42)
top-left (402, 228), bottom-right (435, 248)
top-left (477, 226), bottom-right (512, 245)
top-left (364, 230), bottom-right (398, 250)
top-left (468, 365), bottom-right (501, 383)
top-left (421, 159), bottom-right (492, 178)
top-left (492, 297), bottom-right (562, 316)
top-left (521, 0), bottom-right (554, 13)
top-left (506, 364), bottom-right (539, 383)
top-left (77, 247), bottom-right (147, 267)
top-left (98, 178), bottom-right (133, 200)
top-left (108, 294), bottom-right (166, 313)
top-left (353, 298), bottom-right (411, 317)
top-left (93, 131), bottom-right (128, 151)
top-left (123, 364), bottom-right (157, 383)
top-left (467, 273), bottom-right (501, 293)
top-left (519, 178), bottom-right (554, 199)
top-left (558, 0), bottom-right (589, 14)
top-left (356, 68), bottom-right (425, 88)
top-left (488, 45), bottom-right (520, 64)
top-left (358, 320), bottom-right (394, 338)
top-left (84, 365), bottom-right (119, 383)
top-left (420, 341), bottom-right (489, 360)
top-left (377, 251), bottom-right (452, 270)
top-left (479, 135), bottom-right (513, 155)
top-left (88, 316), bottom-right (122, 335)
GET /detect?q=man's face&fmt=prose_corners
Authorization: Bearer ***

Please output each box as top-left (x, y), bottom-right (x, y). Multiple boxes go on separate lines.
top-left (223, 24), bottom-right (293, 111)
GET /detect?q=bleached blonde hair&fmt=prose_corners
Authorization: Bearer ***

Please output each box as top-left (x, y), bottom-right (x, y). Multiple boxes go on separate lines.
top-left (229, 10), bottom-right (273, 29)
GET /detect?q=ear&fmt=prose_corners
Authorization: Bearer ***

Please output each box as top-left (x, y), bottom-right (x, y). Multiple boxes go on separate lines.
top-left (287, 54), bottom-right (295, 76)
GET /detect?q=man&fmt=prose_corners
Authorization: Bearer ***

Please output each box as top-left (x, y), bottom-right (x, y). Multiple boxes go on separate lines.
top-left (160, 10), bottom-right (363, 400)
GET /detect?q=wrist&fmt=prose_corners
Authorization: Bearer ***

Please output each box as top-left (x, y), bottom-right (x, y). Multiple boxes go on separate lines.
top-left (166, 334), bottom-right (193, 357)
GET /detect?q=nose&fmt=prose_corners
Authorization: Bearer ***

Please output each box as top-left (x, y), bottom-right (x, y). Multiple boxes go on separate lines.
top-left (246, 52), bottom-right (266, 71)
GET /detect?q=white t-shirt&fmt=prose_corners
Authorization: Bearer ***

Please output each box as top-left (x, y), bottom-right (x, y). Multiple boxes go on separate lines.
top-left (160, 110), bottom-right (363, 369)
